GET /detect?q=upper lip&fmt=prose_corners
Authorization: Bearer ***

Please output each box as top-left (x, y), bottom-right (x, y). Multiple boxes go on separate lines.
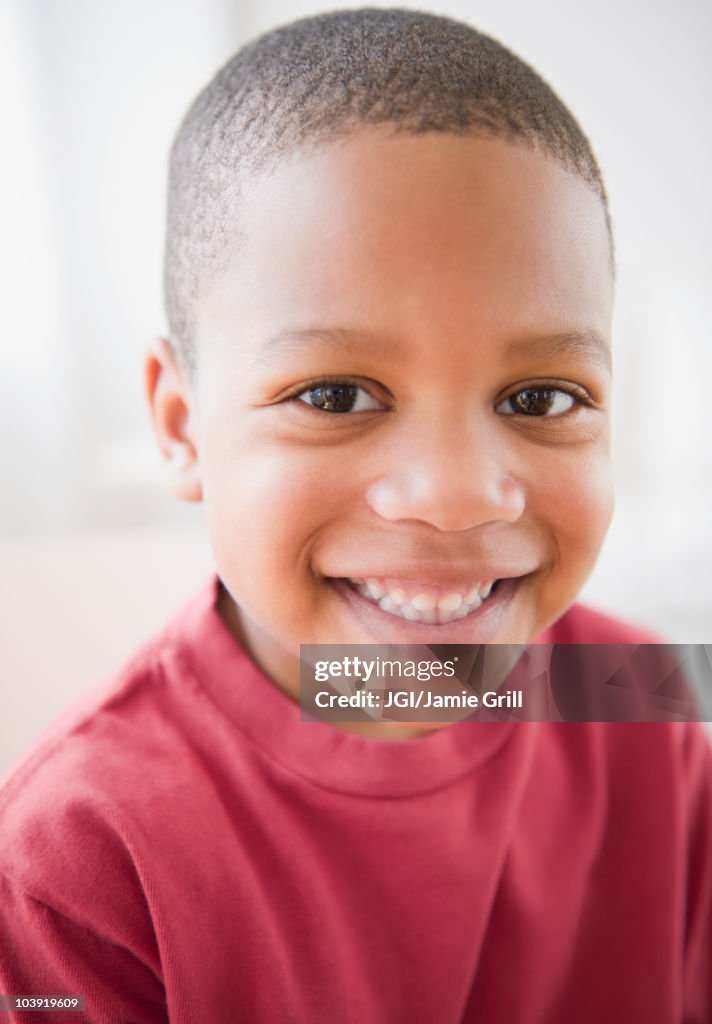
top-left (327, 567), bottom-right (535, 587)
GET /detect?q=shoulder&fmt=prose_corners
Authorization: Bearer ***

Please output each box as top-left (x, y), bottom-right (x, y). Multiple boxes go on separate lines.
top-left (535, 603), bottom-right (712, 819)
top-left (0, 578), bottom-right (221, 917)
top-left (0, 633), bottom-right (177, 1013)
top-left (539, 601), bottom-right (663, 644)
top-left (0, 648), bottom-right (162, 925)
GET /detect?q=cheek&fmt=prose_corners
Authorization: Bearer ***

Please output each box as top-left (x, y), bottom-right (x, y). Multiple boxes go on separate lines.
top-left (201, 438), bottom-right (355, 594)
top-left (539, 444), bottom-right (614, 581)
top-left (523, 443), bottom-right (613, 633)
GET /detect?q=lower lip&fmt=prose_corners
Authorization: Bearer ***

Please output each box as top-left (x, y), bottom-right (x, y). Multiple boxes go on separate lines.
top-left (328, 577), bottom-right (522, 643)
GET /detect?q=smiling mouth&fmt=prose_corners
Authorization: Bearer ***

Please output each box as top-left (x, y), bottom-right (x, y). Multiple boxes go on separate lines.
top-left (344, 577), bottom-right (501, 625)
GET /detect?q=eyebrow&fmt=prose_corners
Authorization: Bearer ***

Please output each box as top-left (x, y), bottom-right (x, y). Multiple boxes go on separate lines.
top-left (504, 330), bottom-right (611, 372)
top-left (257, 325), bottom-right (611, 370)
top-left (256, 326), bottom-right (403, 362)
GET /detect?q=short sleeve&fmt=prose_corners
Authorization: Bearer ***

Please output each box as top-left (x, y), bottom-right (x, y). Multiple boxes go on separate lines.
top-left (0, 874), bottom-right (166, 1023)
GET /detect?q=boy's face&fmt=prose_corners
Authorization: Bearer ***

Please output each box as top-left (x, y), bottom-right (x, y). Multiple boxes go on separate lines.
top-left (149, 131), bottom-right (614, 704)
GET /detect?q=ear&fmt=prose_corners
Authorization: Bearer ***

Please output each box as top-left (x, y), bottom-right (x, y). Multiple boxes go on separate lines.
top-left (144, 337), bottom-right (202, 502)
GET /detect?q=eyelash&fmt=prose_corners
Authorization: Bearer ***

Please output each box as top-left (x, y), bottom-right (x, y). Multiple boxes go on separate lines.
top-left (284, 376), bottom-right (386, 414)
top-left (285, 377), bottom-right (595, 416)
top-left (496, 380), bottom-right (595, 417)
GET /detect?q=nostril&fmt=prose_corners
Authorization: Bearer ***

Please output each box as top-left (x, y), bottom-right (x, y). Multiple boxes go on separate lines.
top-left (364, 470), bottom-right (524, 531)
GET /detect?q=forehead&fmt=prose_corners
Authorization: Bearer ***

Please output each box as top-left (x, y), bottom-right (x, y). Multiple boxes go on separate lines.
top-left (196, 130), bottom-right (613, 363)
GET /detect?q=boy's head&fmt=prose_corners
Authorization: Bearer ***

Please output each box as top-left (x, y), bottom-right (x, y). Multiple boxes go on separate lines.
top-left (146, 8), bottom-right (614, 715)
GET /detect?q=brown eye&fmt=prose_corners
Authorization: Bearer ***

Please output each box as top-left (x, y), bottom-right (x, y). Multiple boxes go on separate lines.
top-left (497, 388), bottom-right (575, 417)
top-left (297, 382), bottom-right (382, 413)
top-left (302, 383), bottom-right (358, 412)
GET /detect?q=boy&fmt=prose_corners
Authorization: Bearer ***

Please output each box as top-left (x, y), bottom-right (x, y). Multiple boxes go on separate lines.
top-left (1, 9), bottom-right (710, 1022)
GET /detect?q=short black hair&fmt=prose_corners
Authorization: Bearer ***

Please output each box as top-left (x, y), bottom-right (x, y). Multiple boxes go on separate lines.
top-left (165, 7), bottom-right (611, 379)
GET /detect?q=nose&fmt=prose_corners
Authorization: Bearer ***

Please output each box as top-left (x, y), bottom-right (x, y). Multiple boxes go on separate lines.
top-left (364, 422), bottom-right (526, 532)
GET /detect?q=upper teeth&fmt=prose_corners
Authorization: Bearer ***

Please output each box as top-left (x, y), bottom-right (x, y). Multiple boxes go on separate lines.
top-left (349, 578), bottom-right (496, 625)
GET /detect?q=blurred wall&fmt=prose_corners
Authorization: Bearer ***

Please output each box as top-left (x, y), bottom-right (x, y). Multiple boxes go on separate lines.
top-left (1, 0), bottom-right (711, 773)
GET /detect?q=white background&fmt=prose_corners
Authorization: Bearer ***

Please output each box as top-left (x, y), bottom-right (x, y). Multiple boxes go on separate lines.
top-left (1, 0), bottom-right (710, 774)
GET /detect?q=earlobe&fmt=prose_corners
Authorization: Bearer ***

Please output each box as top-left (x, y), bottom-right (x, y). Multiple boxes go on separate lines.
top-left (144, 337), bottom-right (203, 503)
top-left (165, 442), bottom-right (202, 502)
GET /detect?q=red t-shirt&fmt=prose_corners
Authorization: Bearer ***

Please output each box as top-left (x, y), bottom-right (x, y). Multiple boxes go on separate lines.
top-left (0, 577), bottom-right (710, 1022)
